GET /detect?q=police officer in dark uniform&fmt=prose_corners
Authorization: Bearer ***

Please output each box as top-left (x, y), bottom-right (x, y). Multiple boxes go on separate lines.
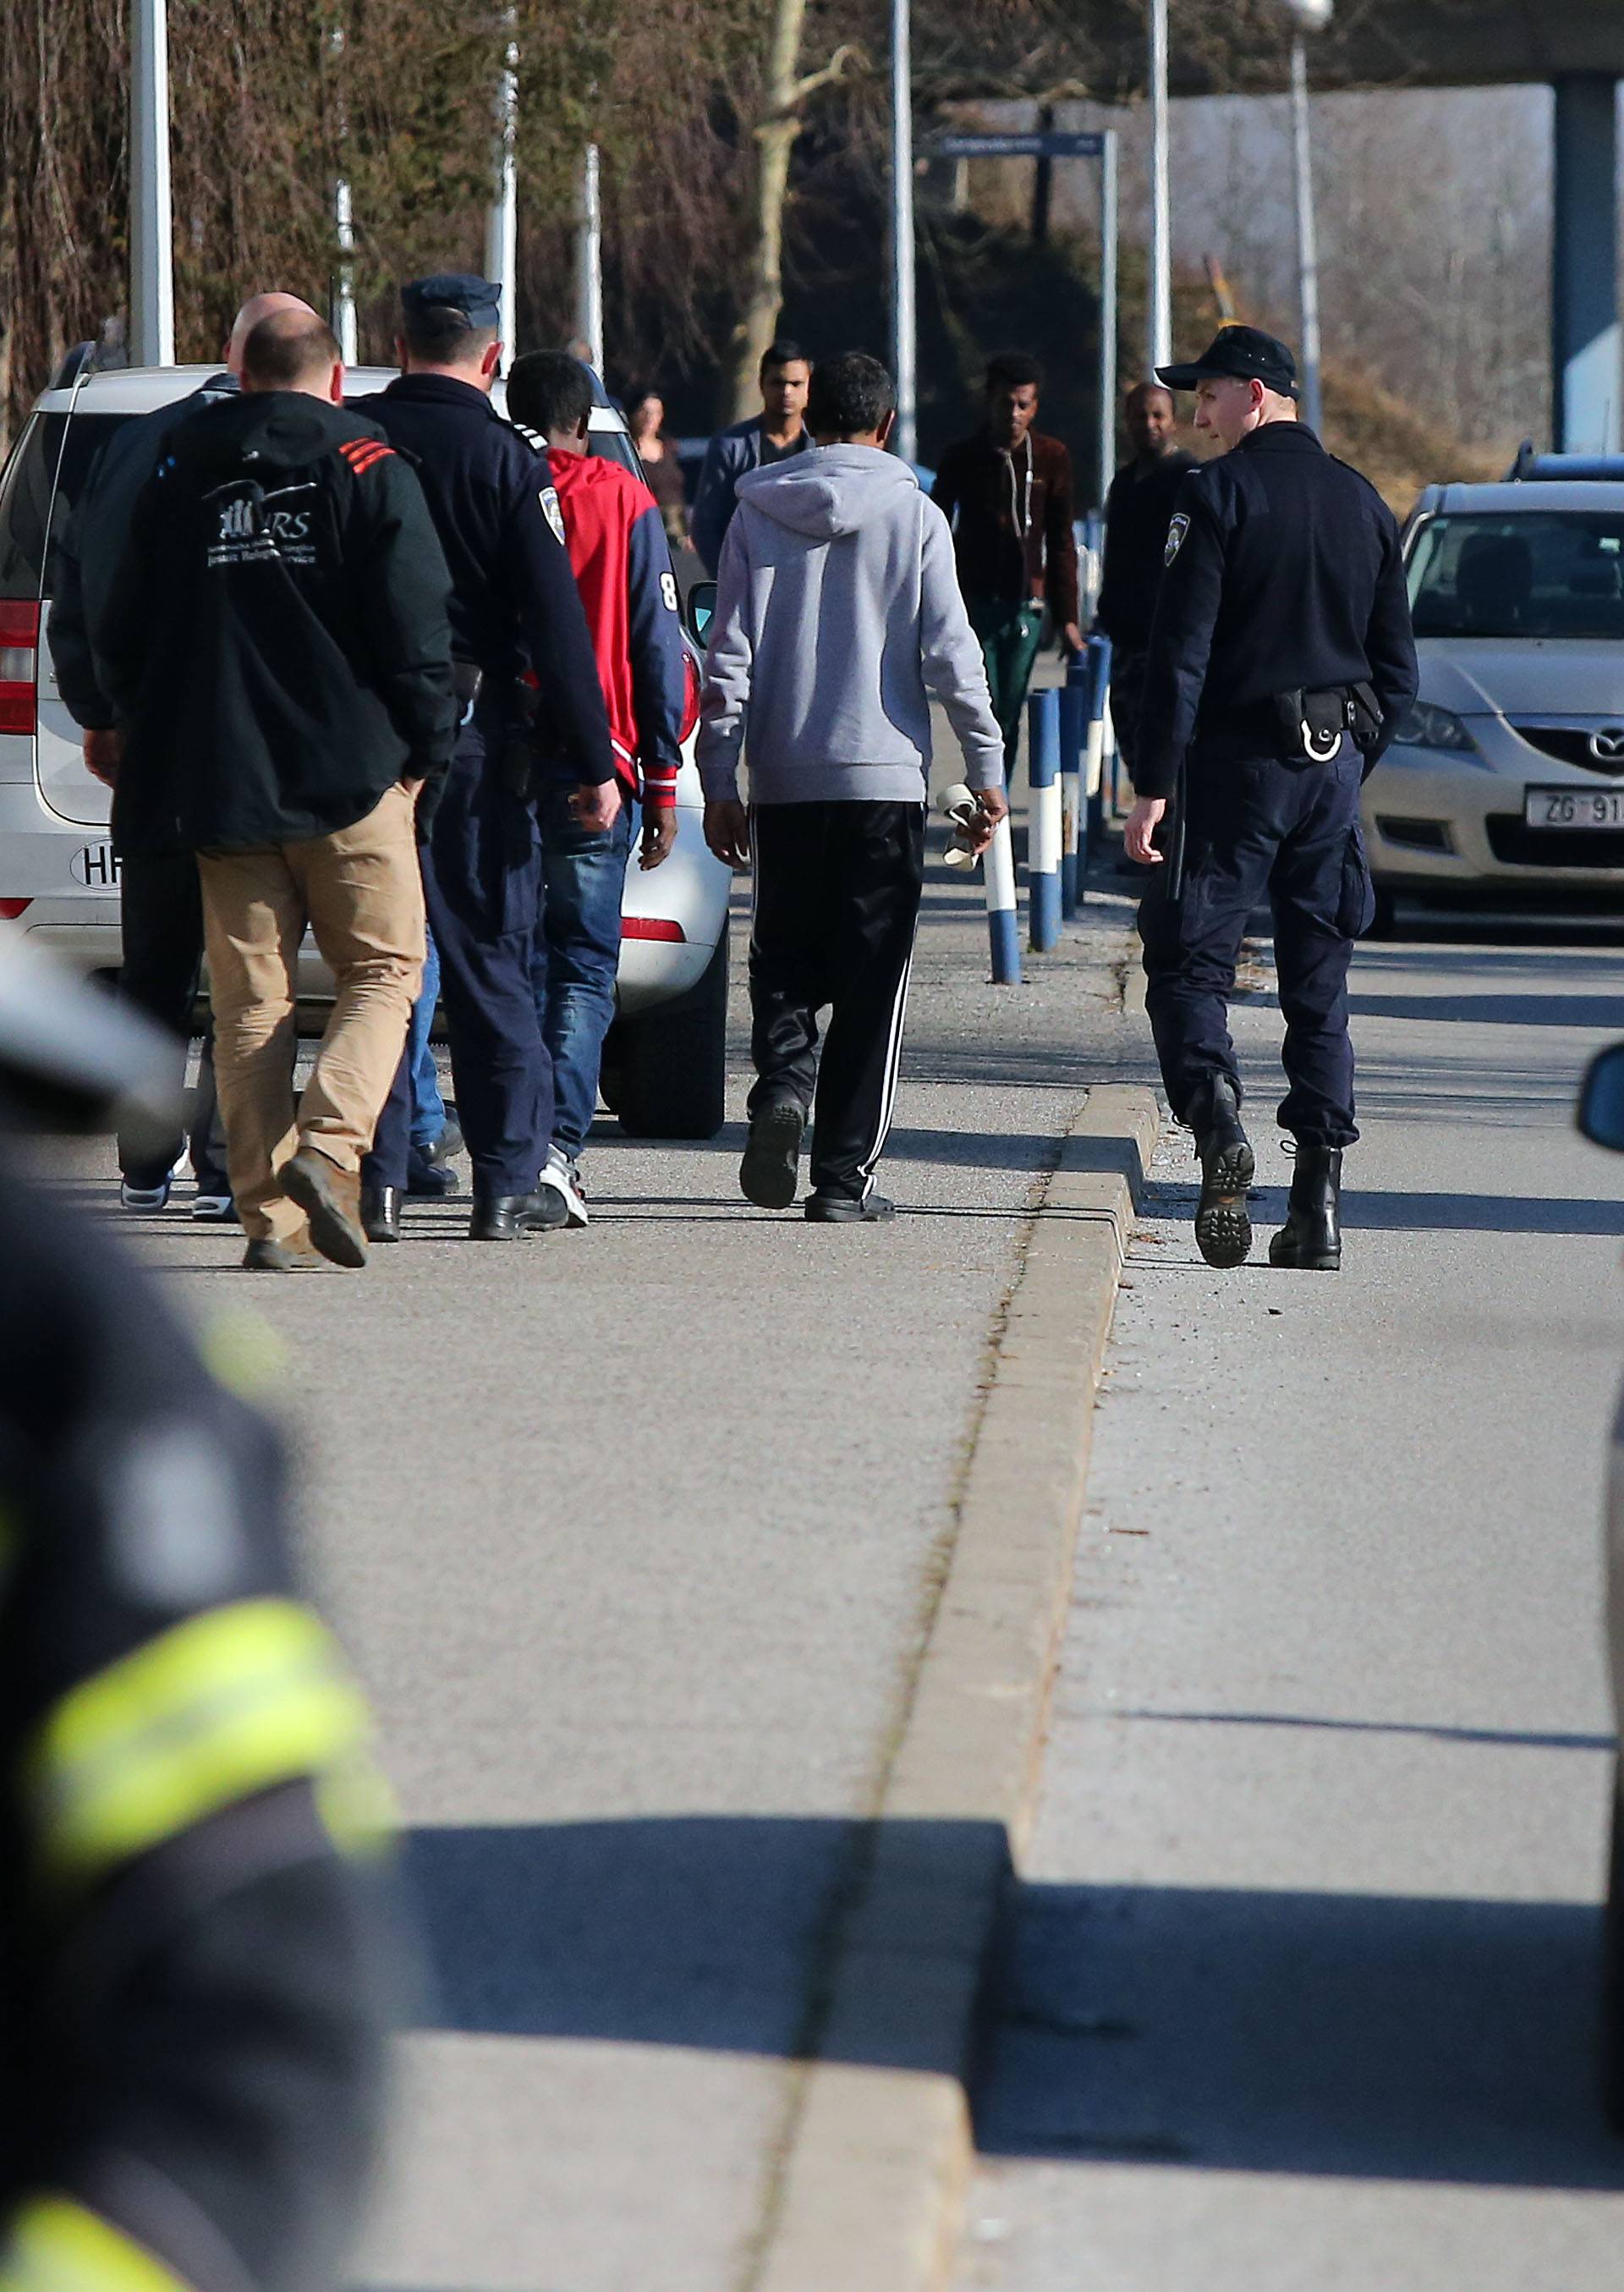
top-left (0, 935), bottom-right (403, 2290)
top-left (358, 275), bottom-right (617, 1242)
top-left (1126, 327), bottom-right (1418, 1272)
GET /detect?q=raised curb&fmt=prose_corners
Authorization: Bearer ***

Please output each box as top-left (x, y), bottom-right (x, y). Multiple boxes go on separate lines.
top-left (749, 1080), bottom-right (1161, 2292)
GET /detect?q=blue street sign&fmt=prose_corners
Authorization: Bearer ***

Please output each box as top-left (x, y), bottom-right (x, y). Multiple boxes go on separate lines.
top-left (937, 131), bottom-right (1108, 160)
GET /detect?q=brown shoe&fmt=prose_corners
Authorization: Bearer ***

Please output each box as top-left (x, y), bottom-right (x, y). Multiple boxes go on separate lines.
top-left (282, 1146), bottom-right (368, 1269)
top-left (242, 1237), bottom-right (324, 1272)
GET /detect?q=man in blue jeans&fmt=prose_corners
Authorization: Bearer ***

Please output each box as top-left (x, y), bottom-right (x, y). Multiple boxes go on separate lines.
top-left (507, 353), bottom-right (688, 1227)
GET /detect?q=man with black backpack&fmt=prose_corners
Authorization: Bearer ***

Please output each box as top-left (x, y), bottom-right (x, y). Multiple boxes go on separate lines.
top-left (94, 308), bottom-right (458, 1271)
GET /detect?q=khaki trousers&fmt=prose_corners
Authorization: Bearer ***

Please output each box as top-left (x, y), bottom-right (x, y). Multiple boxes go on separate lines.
top-left (198, 783), bottom-right (425, 1245)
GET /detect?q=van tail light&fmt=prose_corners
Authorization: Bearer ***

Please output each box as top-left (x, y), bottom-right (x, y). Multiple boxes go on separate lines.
top-left (621, 917), bottom-right (685, 943)
top-left (0, 900), bottom-right (31, 921)
top-left (0, 602), bottom-right (40, 737)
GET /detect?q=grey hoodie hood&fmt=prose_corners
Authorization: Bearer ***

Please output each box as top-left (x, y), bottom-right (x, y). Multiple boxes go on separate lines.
top-left (735, 443), bottom-right (919, 541)
top-left (698, 444), bottom-right (1005, 803)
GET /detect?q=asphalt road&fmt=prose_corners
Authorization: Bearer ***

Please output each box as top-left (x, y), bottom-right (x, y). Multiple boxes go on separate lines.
top-left (29, 802), bottom-right (1146, 2292)
top-left (954, 918), bottom-right (1624, 2290)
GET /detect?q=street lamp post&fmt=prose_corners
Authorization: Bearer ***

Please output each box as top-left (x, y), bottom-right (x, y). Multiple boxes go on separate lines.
top-left (891, 0), bottom-right (918, 464)
top-left (1282, 0), bottom-right (1331, 433)
top-left (485, 9), bottom-right (519, 370)
top-left (1146, 0), bottom-right (1171, 375)
top-left (130, 0), bottom-right (174, 365)
top-left (573, 144), bottom-right (603, 377)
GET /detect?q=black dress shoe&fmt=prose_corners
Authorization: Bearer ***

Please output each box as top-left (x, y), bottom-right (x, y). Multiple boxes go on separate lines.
top-left (361, 1184), bottom-right (403, 1243)
top-left (469, 1190), bottom-right (567, 1241)
top-left (1270, 1146), bottom-right (1343, 1271)
top-left (1189, 1073), bottom-right (1254, 1269)
top-left (739, 1103), bottom-right (805, 1209)
top-left (804, 1190), bottom-right (896, 1223)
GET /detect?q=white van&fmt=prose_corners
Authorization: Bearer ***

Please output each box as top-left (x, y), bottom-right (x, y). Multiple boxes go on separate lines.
top-left (0, 354), bottom-right (731, 1137)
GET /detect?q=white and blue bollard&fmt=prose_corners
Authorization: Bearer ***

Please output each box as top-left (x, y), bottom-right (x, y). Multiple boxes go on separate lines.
top-left (1059, 667), bottom-right (1088, 919)
top-left (1027, 688), bottom-right (1062, 953)
top-left (1086, 634), bottom-right (1112, 841)
top-left (984, 807), bottom-right (1022, 983)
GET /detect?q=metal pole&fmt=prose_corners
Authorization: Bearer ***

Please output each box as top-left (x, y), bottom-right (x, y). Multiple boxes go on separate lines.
top-left (328, 25), bottom-right (358, 364)
top-left (333, 179), bottom-right (358, 364)
top-left (891, 0), bottom-right (918, 463)
top-left (573, 144), bottom-right (604, 376)
top-left (1147, 0), bottom-right (1171, 374)
top-left (485, 11), bottom-right (518, 370)
top-left (1098, 126), bottom-right (1119, 512)
top-left (1290, 35), bottom-right (1324, 431)
top-left (130, 0), bottom-right (174, 366)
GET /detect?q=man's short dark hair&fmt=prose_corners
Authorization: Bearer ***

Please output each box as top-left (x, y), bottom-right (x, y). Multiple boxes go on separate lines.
top-left (807, 351), bottom-right (896, 439)
top-left (986, 350), bottom-right (1044, 395)
top-left (240, 310), bottom-right (341, 389)
top-left (401, 305), bottom-right (499, 366)
top-left (760, 338), bottom-right (809, 377)
top-left (507, 351), bottom-right (594, 438)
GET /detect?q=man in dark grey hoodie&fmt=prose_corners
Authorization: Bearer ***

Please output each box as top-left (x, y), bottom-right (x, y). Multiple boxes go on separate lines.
top-left (699, 351), bottom-right (1007, 1223)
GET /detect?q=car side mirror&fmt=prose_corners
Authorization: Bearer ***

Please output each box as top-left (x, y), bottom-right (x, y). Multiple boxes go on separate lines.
top-left (1577, 1043), bottom-right (1624, 1151)
top-left (685, 581), bottom-right (717, 646)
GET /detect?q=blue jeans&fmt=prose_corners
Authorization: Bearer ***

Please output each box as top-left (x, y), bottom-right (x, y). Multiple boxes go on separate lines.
top-left (409, 928), bottom-right (447, 1155)
top-left (530, 783), bottom-right (633, 1158)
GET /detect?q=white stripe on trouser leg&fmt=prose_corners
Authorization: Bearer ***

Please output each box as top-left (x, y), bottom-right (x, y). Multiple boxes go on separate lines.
top-left (857, 949), bottom-right (915, 1192)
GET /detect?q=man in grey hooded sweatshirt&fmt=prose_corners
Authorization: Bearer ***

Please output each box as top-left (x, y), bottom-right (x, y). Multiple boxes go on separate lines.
top-left (699, 350), bottom-right (1007, 1223)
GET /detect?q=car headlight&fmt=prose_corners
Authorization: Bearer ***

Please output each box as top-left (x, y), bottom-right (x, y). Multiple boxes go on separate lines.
top-left (1392, 701), bottom-right (1486, 761)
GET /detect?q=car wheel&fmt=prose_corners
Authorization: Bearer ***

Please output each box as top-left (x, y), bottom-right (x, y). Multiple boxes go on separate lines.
top-left (1603, 1766), bottom-right (1624, 2134)
top-left (603, 923), bottom-right (728, 1141)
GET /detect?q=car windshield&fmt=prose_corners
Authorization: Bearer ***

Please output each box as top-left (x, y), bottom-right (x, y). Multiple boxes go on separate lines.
top-left (0, 410), bottom-right (137, 599)
top-left (1407, 509), bottom-right (1624, 641)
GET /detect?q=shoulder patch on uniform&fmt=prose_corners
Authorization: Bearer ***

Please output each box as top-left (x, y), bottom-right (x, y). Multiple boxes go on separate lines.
top-left (338, 437), bottom-right (396, 475)
top-left (1165, 512), bottom-right (1190, 565)
top-left (539, 484), bottom-right (567, 546)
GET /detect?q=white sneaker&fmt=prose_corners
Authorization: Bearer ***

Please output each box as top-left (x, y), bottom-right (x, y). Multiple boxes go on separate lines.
top-left (191, 1192), bottom-right (237, 1223)
top-left (119, 1176), bottom-right (173, 1211)
top-left (538, 1145), bottom-right (590, 1228)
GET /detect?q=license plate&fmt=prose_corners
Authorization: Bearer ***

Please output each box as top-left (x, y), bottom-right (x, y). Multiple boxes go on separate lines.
top-left (69, 840), bottom-right (121, 888)
top-left (1523, 786), bottom-right (1624, 829)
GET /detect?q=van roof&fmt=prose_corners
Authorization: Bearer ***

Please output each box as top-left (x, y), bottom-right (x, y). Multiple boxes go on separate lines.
top-left (30, 363), bottom-right (628, 431)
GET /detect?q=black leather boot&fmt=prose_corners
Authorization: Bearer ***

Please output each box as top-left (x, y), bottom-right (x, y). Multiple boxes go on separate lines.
top-left (1190, 1073), bottom-right (1254, 1269)
top-left (361, 1184), bottom-right (403, 1244)
top-left (469, 1190), bottom-right (567, 1241)
top-left (1269, 1147), bottom-right (1342, 1271)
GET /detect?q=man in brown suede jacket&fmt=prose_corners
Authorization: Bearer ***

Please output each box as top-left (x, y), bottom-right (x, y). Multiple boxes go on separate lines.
top-left (932, 350), bottom-right (1082, 772)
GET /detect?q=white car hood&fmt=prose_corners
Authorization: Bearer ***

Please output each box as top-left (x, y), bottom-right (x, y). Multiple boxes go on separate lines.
top-left (1419, 637), bottom-right (1624, 721)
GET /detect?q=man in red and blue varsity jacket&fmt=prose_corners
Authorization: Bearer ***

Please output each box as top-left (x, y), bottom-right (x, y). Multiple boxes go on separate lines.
top-left (507, 351), bottom-right (691, 1227)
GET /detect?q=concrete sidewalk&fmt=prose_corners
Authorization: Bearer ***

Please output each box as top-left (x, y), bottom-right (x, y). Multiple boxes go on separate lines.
top-left (41, 821), bottom-right (1153, 2292)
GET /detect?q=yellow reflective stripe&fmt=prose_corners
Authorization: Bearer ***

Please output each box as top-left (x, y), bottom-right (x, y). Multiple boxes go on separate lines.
top-left (0, 2196), bottom-right (191, 2292)
top-left (25, 1597), bottom-right (372, 1891)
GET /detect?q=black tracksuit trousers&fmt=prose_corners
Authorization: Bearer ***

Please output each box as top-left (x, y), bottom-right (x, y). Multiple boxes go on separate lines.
top-left (116, 849), bottom-right (228, 1192)
top-left (748, 800), bottom-right (923, 1202)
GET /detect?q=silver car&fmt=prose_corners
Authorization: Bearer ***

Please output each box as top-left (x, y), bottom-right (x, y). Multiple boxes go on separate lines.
top-left (1577, 1039), bottom-right (1624, 2130)
top-left (1363, 479), bottom-right (1624, 923)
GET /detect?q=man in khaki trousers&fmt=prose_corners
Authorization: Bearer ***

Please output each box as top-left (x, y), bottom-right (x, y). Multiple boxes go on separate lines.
top-left (96, 309), bottom-right (458, 1268)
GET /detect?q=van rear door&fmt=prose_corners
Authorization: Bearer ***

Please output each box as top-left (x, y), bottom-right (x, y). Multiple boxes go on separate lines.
top-left (0, 409), bottom-right (136, 828)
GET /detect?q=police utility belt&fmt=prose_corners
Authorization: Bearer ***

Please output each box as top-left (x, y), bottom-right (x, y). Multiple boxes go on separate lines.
top-left (1207, 683), bottom-right (1384, 767)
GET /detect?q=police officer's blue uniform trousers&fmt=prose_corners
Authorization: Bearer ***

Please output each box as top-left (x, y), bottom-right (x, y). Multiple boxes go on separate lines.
top-left (1139, 737), bottom-right (1373, 1149)
top-left (366, 694), bottom-right (548, 1199)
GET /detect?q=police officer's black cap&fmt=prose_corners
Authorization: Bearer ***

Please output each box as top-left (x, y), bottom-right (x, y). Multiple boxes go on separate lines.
top-left (1156, 326), bottom-right (1298, 398)
top-left (400, 273), bottom-right (503, 333)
